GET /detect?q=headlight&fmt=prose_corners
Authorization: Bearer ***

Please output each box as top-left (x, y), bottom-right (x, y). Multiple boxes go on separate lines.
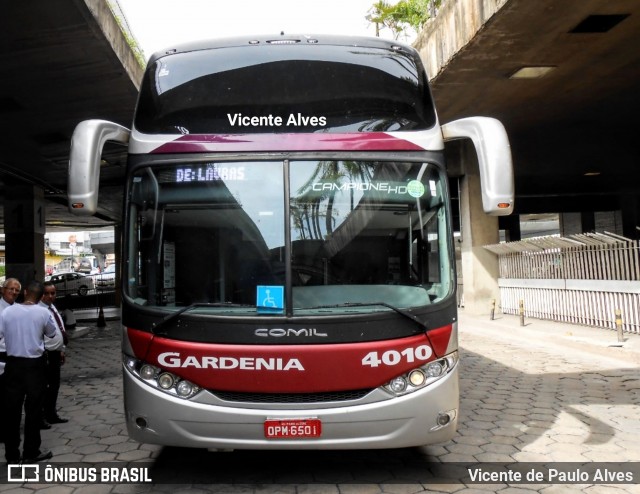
top-left (408, 369), bottom-right (426, 386)
top-left (384, 351), bottom-right (458, 397)
top-left (389, 377), bottom-right (407, 393)
top-left (140, 364), bottom-right (156, 380)
top-left (176, 380), bottom-right (195, 397)
top-left (425, 361), bottom-right (444, 378)
top-left (157, 372), bottom-right (175, 389)
top-left (123, 355), bottom-right (200, 399)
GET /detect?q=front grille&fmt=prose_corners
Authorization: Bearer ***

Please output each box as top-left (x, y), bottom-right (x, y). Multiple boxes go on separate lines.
top-left (211, 388), bottom-right (373, 404)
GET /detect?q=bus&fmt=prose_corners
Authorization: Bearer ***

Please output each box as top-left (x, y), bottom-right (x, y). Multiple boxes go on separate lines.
top-left (68, 34), bottom-right (513, 450)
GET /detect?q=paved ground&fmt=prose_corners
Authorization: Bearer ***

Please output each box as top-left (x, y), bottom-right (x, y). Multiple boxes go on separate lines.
top-left (1, 308), bottom-right (639, 492)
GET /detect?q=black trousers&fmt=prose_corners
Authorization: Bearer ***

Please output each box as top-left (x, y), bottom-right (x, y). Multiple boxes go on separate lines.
top-left (44, 350), bottom-right (62, 419)
top-left (0, 369), bottom-right (6, 442)
top-left (4, 355), bottom-right (47, 461)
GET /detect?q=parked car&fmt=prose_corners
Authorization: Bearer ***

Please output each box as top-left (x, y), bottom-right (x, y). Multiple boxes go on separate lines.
top-left (76, 255), bottom-right (101, 275)
top-left (95, 264), bottom-right (116, 289)
top-left (45, 272), bottom-right (94, 296)
top-left (77, 258), bottom-right (94, 274)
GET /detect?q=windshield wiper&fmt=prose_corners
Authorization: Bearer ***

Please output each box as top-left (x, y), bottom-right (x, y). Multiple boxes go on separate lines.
top-left (302, 302), bottom-right (426, 331)
top-left (151, 302), bottom-right (254, 333)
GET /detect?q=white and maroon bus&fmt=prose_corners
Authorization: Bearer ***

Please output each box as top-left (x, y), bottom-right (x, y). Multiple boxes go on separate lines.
top-left (68, 34), bottom-right (513, 449)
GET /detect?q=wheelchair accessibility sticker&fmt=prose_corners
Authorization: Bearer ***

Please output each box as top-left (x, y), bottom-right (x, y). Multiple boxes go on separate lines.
top-left (257, 285), bottom-right (284, 314)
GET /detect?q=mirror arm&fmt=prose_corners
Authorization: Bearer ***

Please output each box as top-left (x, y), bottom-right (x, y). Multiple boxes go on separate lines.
top-left (68, 120), bottom-right (130, 215)
top-left (442, 117), bottom-right (514, 216)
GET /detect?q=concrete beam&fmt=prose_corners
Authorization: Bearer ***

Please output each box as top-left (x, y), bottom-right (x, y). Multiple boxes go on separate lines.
top-left (414, 0), bottom-right (510, 81)
top-left (79, 0), bottom-right (144, 89)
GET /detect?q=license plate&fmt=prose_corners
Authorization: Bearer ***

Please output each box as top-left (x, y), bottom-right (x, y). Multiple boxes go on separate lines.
top-left (264, 418), bottom-right (322, 439)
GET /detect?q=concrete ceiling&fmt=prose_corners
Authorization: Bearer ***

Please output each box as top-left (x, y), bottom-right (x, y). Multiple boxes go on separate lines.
top-left (0, 0), bottom-right (141, 231)
top-left (1, 0), bottom-right (639, 232)
top-left (428, 0), bottom-right (640, 215)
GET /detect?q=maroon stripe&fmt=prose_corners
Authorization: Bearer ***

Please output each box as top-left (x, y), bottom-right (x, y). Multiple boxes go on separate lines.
top-left (149, 132), bottom-right (424, 153)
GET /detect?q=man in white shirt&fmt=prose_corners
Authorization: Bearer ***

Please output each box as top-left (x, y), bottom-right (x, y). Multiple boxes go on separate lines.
top-left (0, 278), bottom-right (21, 445)
top-left (0, 280), bottom-right (57, 464)
top-left (39, 281), bottom-right (69, 426)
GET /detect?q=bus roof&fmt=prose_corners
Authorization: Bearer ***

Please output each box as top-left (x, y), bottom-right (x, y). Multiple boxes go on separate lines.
top-left (137, 35), bottom-right (436, 134)
top-left (147, 34), bottom-right (417, 65)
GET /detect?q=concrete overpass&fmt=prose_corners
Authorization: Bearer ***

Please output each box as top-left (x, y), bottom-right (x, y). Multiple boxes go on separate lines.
top-left (417, 0), bottom-right (640, 236)
top-left (1, 0), bottom-right (639, 306)
top-left (1, 0), bottom-right (141, 229)
top-left (412, 0), bottom-right (640, 312)
top-left (1, 0), bottom-right (141, 280)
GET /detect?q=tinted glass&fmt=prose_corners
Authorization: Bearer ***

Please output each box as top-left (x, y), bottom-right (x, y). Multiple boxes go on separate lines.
top-left (135, 44), bottom-right (436, 134)
top-left (125, 160), bottom-right (452, 315)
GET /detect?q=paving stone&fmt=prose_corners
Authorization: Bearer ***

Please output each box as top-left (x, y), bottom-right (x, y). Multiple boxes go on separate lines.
top-left (2, 314), bottom-right (639, 493)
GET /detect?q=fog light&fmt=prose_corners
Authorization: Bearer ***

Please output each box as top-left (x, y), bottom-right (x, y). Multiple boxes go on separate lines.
top-left (426, 361), bottom-right (443, 378)
top-left (389, 377), bottom-right (407, 393)
top-left (140, 364), bottom-right (156, 380)
top-left (176, 380), bottom-right (195, 397)
top-left (437, 413), bottom-right (451, 426)
top-left (408, 370), bottom-right (426, 386)
top-left (158, 373), bottom-right (175, 389)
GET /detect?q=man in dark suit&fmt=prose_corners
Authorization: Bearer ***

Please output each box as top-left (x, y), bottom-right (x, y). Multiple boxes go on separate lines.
top-left (39, 281), bottom-right (70, 426)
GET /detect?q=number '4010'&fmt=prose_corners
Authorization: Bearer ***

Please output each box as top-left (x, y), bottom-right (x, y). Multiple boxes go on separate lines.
top-left (361, 345), bottom-right (433, 368)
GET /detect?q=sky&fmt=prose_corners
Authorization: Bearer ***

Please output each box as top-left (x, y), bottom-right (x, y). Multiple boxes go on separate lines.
top-left (115, 0), bottom-right (407, 60)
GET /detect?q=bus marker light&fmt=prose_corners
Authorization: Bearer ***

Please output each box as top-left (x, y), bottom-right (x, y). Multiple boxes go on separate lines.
top-left (497, 203), bottom-right (511, 209)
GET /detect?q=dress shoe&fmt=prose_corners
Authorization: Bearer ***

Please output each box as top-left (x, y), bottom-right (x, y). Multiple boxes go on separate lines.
top-left (23, 449), bottom-right (53, 463)
top-left (39, 420), bottom-right (52, 430)
top-left (46, 415), bottom-right (69, 424)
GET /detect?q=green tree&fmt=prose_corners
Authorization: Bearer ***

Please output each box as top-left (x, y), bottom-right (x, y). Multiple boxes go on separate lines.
top-left (366, 0), bottom-right (441, 40)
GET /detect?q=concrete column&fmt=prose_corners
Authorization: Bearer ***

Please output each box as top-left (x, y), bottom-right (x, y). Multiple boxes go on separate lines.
top-left (457, 143), bottom-right (500, 315)
top-left (500, 215), bottom-right (521, 242)
top-left (559, 212), bottom-right (581, 236)
top-left (3, 181), bottom-right (46, 285)
top-left (581, 211), bottom-right (595, 233)
top-left (620, 195), bottom-right (639, 240)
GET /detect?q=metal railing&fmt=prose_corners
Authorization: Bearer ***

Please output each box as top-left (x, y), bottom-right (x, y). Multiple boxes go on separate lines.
top-left (485, 233), bottom-right (640, 334)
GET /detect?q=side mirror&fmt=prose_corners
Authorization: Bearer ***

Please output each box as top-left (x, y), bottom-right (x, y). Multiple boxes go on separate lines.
top-left (441, 117), bottom-right (514, 215)
top-left (68, 120), bottom-right (130, 215)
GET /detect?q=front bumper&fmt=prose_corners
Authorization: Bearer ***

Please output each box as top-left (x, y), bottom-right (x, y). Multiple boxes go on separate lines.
top-left (123, 363), bottom-right (459, 450)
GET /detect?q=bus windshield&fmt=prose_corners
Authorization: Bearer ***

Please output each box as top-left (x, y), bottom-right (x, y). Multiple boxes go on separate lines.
top-left (134, 43), bottom-right (437, 134)
top-left (126, 159), bottom-right (453, 315)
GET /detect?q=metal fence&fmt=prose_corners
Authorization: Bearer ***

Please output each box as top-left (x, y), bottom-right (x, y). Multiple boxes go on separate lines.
top-left (485, 233), bottom-right (640, 334)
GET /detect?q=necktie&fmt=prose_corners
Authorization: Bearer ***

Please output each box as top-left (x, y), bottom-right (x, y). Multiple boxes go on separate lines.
top-left (50, 306), bottom-right (69, 345)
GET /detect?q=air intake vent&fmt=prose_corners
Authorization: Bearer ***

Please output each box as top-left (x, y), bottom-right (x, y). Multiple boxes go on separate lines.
top-left (570, 14), bottom-right (629, 33)
top-left (267, 39), bottom-right (300, 44)
top-left (212, 388), bottom-right (372, 404)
